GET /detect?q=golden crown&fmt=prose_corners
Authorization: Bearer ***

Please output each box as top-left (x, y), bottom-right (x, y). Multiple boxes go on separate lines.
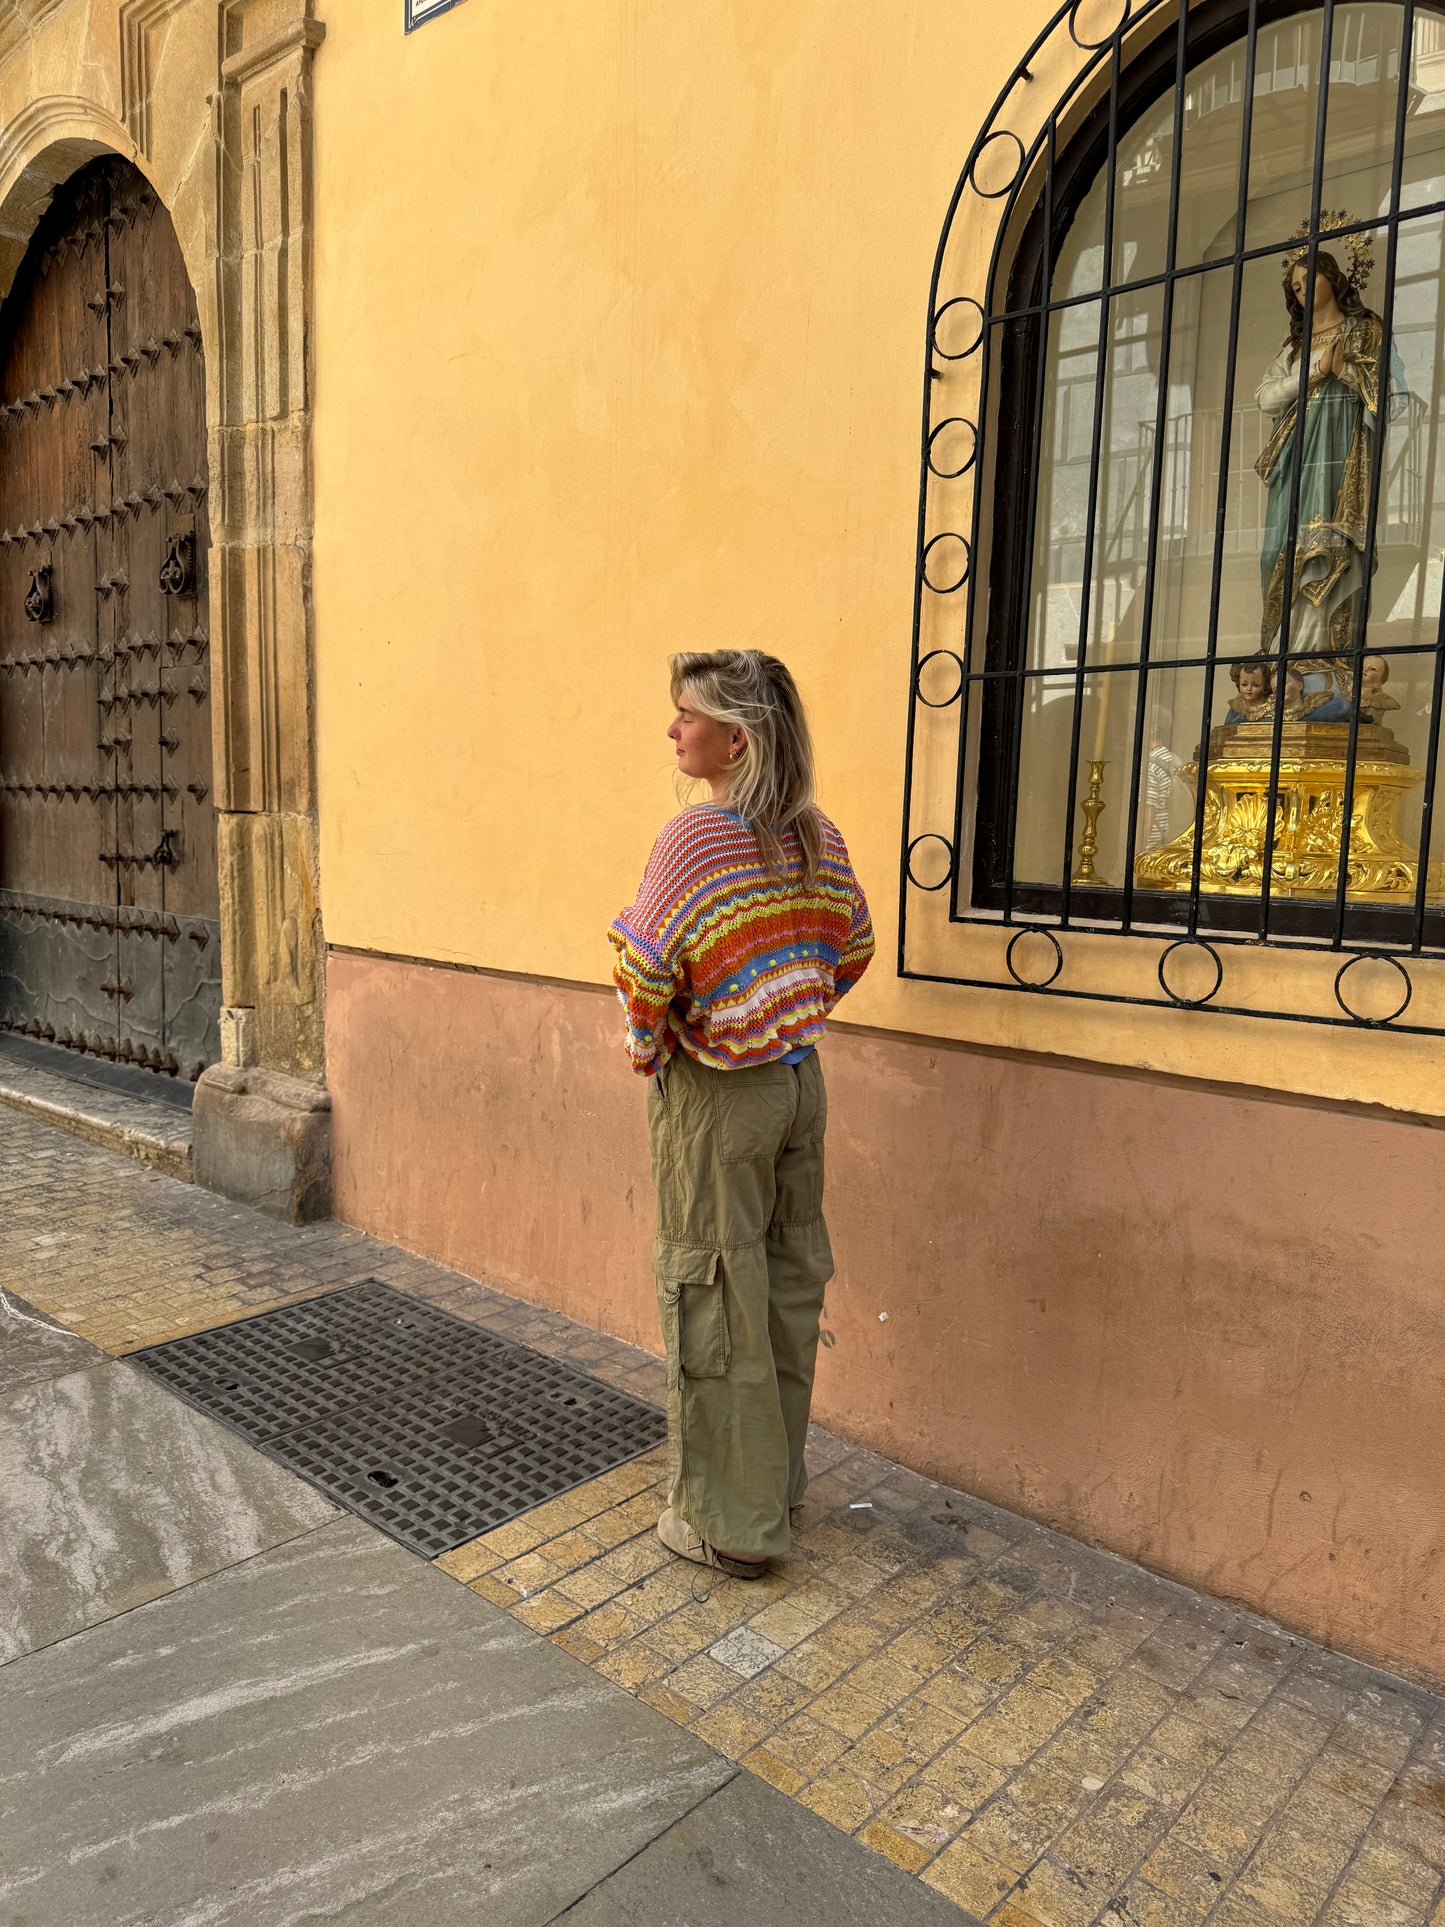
top-left (1282, 209), bottom-right (1375, 292)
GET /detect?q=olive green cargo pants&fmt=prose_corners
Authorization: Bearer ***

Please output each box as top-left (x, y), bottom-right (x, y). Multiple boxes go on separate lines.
top-left (647, 1045), bottom-right (833, 1562)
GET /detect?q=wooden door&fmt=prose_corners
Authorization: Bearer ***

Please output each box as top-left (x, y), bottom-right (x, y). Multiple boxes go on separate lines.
top-left (0, 157), bottom-right (219, 1082)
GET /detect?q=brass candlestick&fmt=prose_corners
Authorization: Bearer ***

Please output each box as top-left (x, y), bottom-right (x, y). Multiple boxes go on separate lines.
top-left (1071, 759), bottom-right (1113, 887)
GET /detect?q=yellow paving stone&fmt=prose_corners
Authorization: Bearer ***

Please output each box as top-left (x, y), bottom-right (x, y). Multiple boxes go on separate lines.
top-left (1023, 1598), bottom-right (1090, 1641)
top-left (993, 1618), bottom-right (1057, 1666)
top-left (611, 1565), bottom-right (699, 1620)
top-left (528, 1529), bottom-right (605, 1576)
top-left (799, 1765), bottom-right (883, 1833)
top-left (573, 1603), bottom-right (647, 1652)
top-left (467, 1573), bottom-right (519, 1609)
top-left (832, 1727), bottom-right (926, 1800)
top-left (510, 1591), bottom-right (581, 1635)
top-left (886, 1626), bottom-right (957, 1681)
top-left (1229, 1858), bottom-right (1330, 1925)
top-left (635, 1616), bottom-right (713, 1666)
top-left (495, 1551), bottom-right (567, 1595)
top-left (963, 1686), bottom-right (1074, 1771)
top-left (1250, 1819), bottom-right (1358, 1894)
top-left (962, 1634), bottom-right (1031, 1690)
top-left (1103, 1880), bottom-right (1210, 1925)
top-left (876, 1694), bottom-right (967, 1762)
top-left (549, 1623), bottom-right (606, 1663)
top-left (743, 1747), bottom-right (808, 1797)
top-left (434, 1538), bottom-right (506, 1583)
top-left (875, 1779), bottom-right (971, 1855)
top-left (1321, 1871), bottom-right (1424, 1926)
top-left (743, 1601), bottom-right (832, 1651)
top-left (665, 1653), bottom-right (739, 1710)
top-left (1310, 1745), bottom-right (1402, 1806)
top-left (589, 1538), bottom-right (672, 1589)
top-left (861, 1821), bottom-right (934, 1875)
top-left (580, 1507), bottom-right (652, 1552)
top-left (1140, 1826), bottom-right (1233, 1903)
top-left (1024, 1654), bottom-right (1102, 1713)
top-left (552, 1563), bottom-right (628, 1611)
top-left (726, 1668), bottom-right (814, 1729)
top-left (920, 1662), bottom-right (997, 1722)
top-left (805, 1615), bottom-right (891, 1665)
top-left (1202, 1895), bottom-right (1280, 1927)
top-left (922, 1740), bottom-right (1010, 1814)
top-left (809, 1679), bottom-right (891, 1741)
top-left (1002, 1856), bottom-right (1103, 1927)
top-left (921, 1837), bottom-right (1019, 1916)
top-left (963, 1796), bottom-right (1058, 1874)
top-left (474, 1516), bottom-right (549, 1561)
top-left (1347, 1836), bottom-right (1442, 1911)
top-left (596, 1642), bottom-right (676, 1691)
top-left (765, 1712), bottom-right (852, 1777)
top-left (774, 1637), bottom-right (854, 1694)
top-left (1054, 1786), bottom-right (1171, 1894)
top-left (688, 1702), bottom-right (774, 1762)
top-left (849, 1653), bottom-right (931, 1708)
top-left (639, 1680), bottom-right (702, 1727)
top-left (1006, 1760), bottom-right (1097, 1833)
top-left (1172, 1797), bottom-right (1271, 1870)
top-left (825, 1555), bottom-right (897, 1600)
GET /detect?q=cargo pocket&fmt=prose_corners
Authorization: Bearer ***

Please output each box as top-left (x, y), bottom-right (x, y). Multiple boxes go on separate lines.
top-left (652, 1243), bottom-right (730, 1379)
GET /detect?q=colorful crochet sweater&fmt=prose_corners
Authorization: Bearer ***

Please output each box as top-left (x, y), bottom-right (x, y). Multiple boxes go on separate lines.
top-left (608, 805), bottom-right (874, 1075)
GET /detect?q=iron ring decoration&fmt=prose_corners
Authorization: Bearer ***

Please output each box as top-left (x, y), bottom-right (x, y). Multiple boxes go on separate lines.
top-left (931, 296), bottom-right (985, 362)
top-left (1333, 952), bottom-right (1412, 1027)
top-left (968, 129), bottom-right (1028, 201)
top-left (906, 833), bottom-right (954, 893)
top-left (927, 416), bottom-right (978, 480)
top-left (1156, 938), bottom-right (1223, 1010)
top-left (1068, 0), bottom-right (1133, 51)
top-left (922, 532), bottom-right (971, 595)
top-left (914, 650), bottom-right (966, 710)
top-left (1005, 927), bottom-right (1064, 990)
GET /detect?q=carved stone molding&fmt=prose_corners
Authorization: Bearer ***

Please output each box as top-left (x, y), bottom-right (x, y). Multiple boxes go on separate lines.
top-left (119, 0), bottom-right (189, 154)
top-left (0, 2), bottom-right (68, 67)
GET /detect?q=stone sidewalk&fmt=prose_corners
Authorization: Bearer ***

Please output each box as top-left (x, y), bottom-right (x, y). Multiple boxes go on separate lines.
top-left (3, 1097), bottom-right (1444, 1925)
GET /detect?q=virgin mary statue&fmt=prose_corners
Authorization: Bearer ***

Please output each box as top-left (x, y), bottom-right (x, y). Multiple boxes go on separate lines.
top-left (1254, 213), bottom-right (1406, 716)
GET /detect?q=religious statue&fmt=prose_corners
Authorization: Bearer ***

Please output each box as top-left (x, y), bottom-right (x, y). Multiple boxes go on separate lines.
top-left (1254, 212), bottom-right (1405, 712)
top-left (1132, 213), bottom-right (1442, 903)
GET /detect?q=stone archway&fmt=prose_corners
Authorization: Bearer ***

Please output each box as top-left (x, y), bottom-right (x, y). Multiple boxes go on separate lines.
top-left (0, 3), bottom-right (329, 1219)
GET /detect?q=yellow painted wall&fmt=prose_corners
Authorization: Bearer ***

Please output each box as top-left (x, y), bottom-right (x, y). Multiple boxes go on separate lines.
top-left (311, 0), bottom-right (1445, 1115)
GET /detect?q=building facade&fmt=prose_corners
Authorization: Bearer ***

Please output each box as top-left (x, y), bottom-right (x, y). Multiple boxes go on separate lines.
top-left (0, 0), bottom-right (1440, 1687)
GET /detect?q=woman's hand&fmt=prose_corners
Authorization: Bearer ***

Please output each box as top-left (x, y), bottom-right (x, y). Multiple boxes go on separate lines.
top-left (1322, 335), bottom-right (1346, 380)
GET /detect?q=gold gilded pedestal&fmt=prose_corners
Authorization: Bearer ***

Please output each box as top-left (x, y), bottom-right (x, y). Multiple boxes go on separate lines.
top-left (1134, 721), bottom-right (1445, 900)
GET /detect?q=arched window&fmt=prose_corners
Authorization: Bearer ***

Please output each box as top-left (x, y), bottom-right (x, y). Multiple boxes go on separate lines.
top-left (905, 0), bottom-right (1445, 1029)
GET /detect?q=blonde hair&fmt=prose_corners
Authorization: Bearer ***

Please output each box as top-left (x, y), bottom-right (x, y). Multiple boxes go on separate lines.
top-left (670, 649), bottom-right (825, 883)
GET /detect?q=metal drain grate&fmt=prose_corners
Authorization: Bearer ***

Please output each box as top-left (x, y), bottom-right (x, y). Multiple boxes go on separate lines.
top-left (131, 1281), bottom-right (667, 1556)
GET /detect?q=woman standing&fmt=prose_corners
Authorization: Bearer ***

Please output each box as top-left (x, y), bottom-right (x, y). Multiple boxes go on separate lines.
top-left (609, 651), bottom-right (874, 1579)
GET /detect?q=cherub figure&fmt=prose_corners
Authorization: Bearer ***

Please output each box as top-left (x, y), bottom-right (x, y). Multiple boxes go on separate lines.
top-left (1358, 654), bottom-right (1400, 722)
top-left (1225, 658), bottom-right (1274, 723)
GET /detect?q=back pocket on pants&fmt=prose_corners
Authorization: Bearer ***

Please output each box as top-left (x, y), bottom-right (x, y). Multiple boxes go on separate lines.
top-left (652, 1243), bottom-right (730, 1379)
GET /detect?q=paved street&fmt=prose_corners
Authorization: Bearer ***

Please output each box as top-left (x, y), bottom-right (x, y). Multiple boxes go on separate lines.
top-left (2, 1100), bottom-right (1444, 1926)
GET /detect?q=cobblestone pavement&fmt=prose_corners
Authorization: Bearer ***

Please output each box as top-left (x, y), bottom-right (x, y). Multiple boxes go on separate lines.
top-left (4, 1102), bottom-right (1444, 1927)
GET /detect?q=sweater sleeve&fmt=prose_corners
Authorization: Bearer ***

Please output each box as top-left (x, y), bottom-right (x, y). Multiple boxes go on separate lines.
top-left (607, 821), bottom-right (688, 1076)
top-left (835, 881), bottom-right (876, 997)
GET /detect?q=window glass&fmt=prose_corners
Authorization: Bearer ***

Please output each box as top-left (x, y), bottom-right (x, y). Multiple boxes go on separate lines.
top-left (1006, 3), bottom-right (1445, 903)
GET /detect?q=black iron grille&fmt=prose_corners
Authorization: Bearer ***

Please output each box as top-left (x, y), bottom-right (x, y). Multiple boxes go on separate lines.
top-left (131, 1281), bottom-right (666, 1556)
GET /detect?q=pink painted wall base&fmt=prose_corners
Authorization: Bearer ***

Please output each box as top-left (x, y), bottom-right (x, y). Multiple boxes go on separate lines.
top-left (326, 947), bottom-right (1445, 1687)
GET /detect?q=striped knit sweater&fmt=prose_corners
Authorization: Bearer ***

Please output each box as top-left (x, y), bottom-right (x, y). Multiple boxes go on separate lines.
top-left (608, 805), bottom-right (874, 1075)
